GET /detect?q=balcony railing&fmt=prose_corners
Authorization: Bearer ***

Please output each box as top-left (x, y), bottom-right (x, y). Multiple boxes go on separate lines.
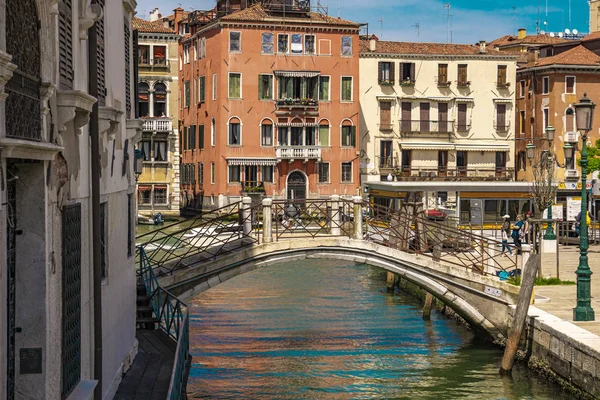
top-left (142, 118), bottom-right (173, 132)
top-left (138, 58), bottom-right (170, 70)
top-left (379, 123), bottom-right (394, 131)
top-left (275, 98), bottom-right (319, 111)
top-left (494, 121), bottom-right (511, 132)
top-left (242, 181), bottom-right (266, 193)
top-left (276, 146), bottom-right (321, 161)
top-left (396, 166), bottom-right (515, 180)
top-left (399, 120), bottom-right (455, 133)
top-left (377, 156), bottom-right (398, 169)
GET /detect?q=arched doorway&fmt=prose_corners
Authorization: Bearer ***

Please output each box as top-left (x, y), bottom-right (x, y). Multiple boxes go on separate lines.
top-left (287, 171), bottom-right (307, 202)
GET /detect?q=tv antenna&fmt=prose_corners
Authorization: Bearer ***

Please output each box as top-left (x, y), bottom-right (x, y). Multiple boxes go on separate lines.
top-left (569, 0), bottom-right (572, 28)
top-left (378, 17), bottom-right (384, 39)
top-left (512, 6), bottom-right (517, 36)
top-left (412, 22), bottom-right (420, 42)
top-left (444, 4), bottom-right (452, 44)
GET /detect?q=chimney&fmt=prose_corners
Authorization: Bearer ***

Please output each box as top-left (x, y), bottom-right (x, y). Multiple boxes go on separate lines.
top-left (149, 7), bottom-right (160, 21)
top-left (478, 40), bottom-right (486, 53)
top-left (369, 34), bottom-right (377, 52)
top-left (518, 28), bottom-right (527, 39)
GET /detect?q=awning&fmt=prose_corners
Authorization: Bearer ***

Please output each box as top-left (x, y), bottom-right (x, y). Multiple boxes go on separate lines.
top-left (226, 158), bottom-right (277, 166)
top-left (455, 144), bottom-right (511, 152)
top-left (455, 97), bottom-right (474, 102)
top-left (399, 143), bottom-right (455, 151)
top-left (493, 98), bottom-right (513, 103)
top-left (137, 185), bottom-right (151, 191)
top-left (376, 95), bottom-right (397, 102)
top-left (428, 96), bottom-right (453, 102)
top-left (276, 122), bottom-right (319, 128)
top-left (274, 70), bottom-right (320, 78)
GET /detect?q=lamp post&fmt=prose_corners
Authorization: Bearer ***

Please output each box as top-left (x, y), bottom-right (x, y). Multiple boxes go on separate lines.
top-left (573, 93), bottom-right (595, 321)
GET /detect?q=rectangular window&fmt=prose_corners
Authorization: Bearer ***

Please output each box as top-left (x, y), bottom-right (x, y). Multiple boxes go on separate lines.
top-left (198, 124), bottom-right (205, 150)
top-left (154, 44), bottom-right (166, 65)
top-left (566, 76), bottom-right (575, 94)
top-left (278, 34), bottom-right (289, 53)
top-left (212, 74), bottom-right (217, 100)
top-left (319, 76), bottom-right (330, 101)
top-left (211, 162), bottom-right (215, 184)
top-left (127, 194), bottom-right (133, 257)
top-left (497, 65), bottom-right (507, 85)
top-left (261, 165), bottom-right (274, 183)
top-left (341, 125), bottom-right (356, 147)
top-left (199, 76), bottom-right (206, 103)
top-left (401, 102), bottom-right (411, 132)
top-left (542, 76), bottom-right (549, 94)
top-left (153, 140), bottom-right (167, 161)
top-left (419, 102), bottom-right (430, 132)
top-left (319, 125), bottom-right (329, 147)
top-left (100, 202), bottom-right (107, 279)
top-left (319, 39), bottom-right (331, 55)
top-left (341, 77), bottom-right (353, 101)
top-left (519, 80), bottom-right (526, 97)
top-left (495, 151), bottom-right (507, 171)
top-left (228, 165), bottom-right (241, 183)
top-left (401, 150), bottom-right (412, 175)
top-left (154, 186), bottom-right (167, 204)
top-left (305, 35), bottom-right (316, 54)
top-left (438, 64), bottom-right (448, 85)
top-left (378, 62), bottom-right (394, 84)
top-left (262, 32), bottom-right (274, 54)
top-left (184, 81), bottom-right (190, 107)
top-left (457, 103), bottom-right (468, 130)
top-left (519, 110), bottom-right (526, 135)
top-left (456, 150), bottom-right (467, 176)
top-left (517, 151), bottom-right (527, 171)
top-left (543, 108), bottom-right (549, 130)
top-left (258, 74), bottom-right (273, 99)
top-left (341, 36), bottom-right (352, 56)
top-left (229, 31), bottom-right (241, 52)
top-left (400, 62), bottom-right (415, 83)
top-left (198, 162), bottom-right (204, 184)
top-left (341, 162), bottom-right (352, 182)
top-left (189, 125), bottom-right (196, 149)
top-left (140, 140), bottom-right (151, 161)
top-left (229, 122), bottom-right (241, 145)
top-left (379, 140), bottom-right (393, 167)
top-left (438, 103), bottom-right (449, 133)
top-left (438, 150), bottom-right (448, 176)
top-left (379, 101), bottom-right (392, 130)
top-left (291, 33), bottom-right (303, 53)
top-left (278, 127), bottom-right (288, 145)
top-left (496, 104), bottom-right (507, 131)
top-left (229, 73), bottom-right (241, 98)
top-left (261, 124), bottom-right (273, 146)
top-left (318, 163), bottom-right (330, 183)
top-left (457, 64), bottom-right (468, 84)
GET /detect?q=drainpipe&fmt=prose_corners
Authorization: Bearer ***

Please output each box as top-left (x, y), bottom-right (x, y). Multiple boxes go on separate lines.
top-left (88, 23), bottom-right (103, 399)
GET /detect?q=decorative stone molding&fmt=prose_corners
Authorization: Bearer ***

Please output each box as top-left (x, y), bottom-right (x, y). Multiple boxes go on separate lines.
top-left (49, 0), bottom-right (60, 15)
top-left (79, 0), bottom-right (103, 40)
top-left (99, 106), bottom-right (123, 138)
top-left (56, 90), bottom-right (96, 135)
top-left (0, 51), bottom-right (17, 88)
top-left (0, 138), bottom-right (64, 161)
top-left (123, 0), bottom-right (138, 14)
top-left (126, 119), bottom-right (144, 144)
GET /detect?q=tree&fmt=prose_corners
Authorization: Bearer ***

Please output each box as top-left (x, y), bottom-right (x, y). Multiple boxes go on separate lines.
top-left (583, 138), bottom-right (600, 175)
top-left (528, 151), bottom-right (557, 218)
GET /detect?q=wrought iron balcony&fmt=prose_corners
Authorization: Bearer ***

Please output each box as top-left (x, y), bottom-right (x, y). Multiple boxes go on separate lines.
top-left (399, 120), bottom-right (455, 134)
top-left (138, 58), bottom-right (170, 71)
top-left (377, 156), bottom-right (398, 169)
top-left (262, 0), bottom-right (311, 14)
top-left (142, 117), bottom-right (173, 132)
top-left (396, 166), bottom-right (514, 180)
top-left (275, 98), bottom-right (319, 111)
top-left (276, 146), bottom-right (321, 161)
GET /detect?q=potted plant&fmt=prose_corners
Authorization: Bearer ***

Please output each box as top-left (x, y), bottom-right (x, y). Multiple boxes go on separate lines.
top-left (379, 79), bottom-right (394, 86)
top-left (457, 80), bottom-right (471, 87)
top-left (401, 78), bottom-right (415, 86)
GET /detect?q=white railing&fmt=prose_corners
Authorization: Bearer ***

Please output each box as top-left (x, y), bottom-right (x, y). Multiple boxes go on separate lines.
top-left (142, 118), bottom-right (173, 132)
top-left (276, 146), bottom-right (322, 160)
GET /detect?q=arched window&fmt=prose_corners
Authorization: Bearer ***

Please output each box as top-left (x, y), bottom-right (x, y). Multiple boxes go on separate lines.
top-left (228, 117), bottom-right (241, 145)
top-left (138, 82), bottom-right (150, 117)
top-left (260, 118), bottom-right (273, 146)
top-left (566, 108), bottom-right (575, 132)
top-left (154, 82), bottom-right (167, 117)
top-left (341, 119), bottom-right (356, 147)
top-left (319, 120), bottom-right (330, 147)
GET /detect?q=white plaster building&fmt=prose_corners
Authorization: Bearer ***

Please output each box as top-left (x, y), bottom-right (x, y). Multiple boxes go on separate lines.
top-left (359, 37), bottom-right (518, 197)
top-left (0, 0), bottom-right (140, 399)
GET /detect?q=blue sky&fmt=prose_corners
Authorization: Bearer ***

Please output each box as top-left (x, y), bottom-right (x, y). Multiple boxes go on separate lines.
top-left (135, 0), bottom-right (590, 43)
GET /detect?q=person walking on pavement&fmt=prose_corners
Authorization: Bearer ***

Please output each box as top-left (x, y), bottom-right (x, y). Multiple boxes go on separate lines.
top-left (501, 215), bottom-right (513, 256)
top-left (512, 214), bottom-right (524, 255)
top-left (523, 211), bottom-right (533, 244)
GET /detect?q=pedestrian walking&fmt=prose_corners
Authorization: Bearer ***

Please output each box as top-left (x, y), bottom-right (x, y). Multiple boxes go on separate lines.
top-left (523, 211), bottom-right (533, 244)
top-left (501, 215), bottom-right (513, 256)
top-left (512, 214), bottom-right (524, 255)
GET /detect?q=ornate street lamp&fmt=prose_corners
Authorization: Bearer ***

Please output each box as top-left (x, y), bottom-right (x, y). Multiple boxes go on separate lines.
top-left (542, 125), bottom-right (557, 240)
top-left (134, 149), bottom-right (144, 182)
top-left (526, 142), bottom-right (536, 162)
top-left (573, 93), bottom-right (596, 321)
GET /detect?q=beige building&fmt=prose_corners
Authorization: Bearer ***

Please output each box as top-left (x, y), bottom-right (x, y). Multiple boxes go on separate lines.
top-left (359, 37), bottom-right (518, 199)
top-left (134, 10), bottom-right (181, 216)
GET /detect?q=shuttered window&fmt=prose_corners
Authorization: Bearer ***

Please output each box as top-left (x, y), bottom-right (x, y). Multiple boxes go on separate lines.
top-left (199, 76), bottom-right (206, 103)
top-left (496, 104), bottom-right (507, 131)
top-left (379, 101), bottom-right (391, 130)
top-left (93, 0), bottom-right (106, 105)
top-left (401, 102), bottom-right (411, 132)
top-left (438, 64), bottom-right (448, 85)
top-left (457, 103), bottom-right (468, 130)
top-left (58, 0), bottom-right (74, 90)
top-left (566, 76), bottom-right (575, 94)
top-left (400, 62), bottom-right (415, 83)
top-left (420, 103), bottom-right (430, 132)
top-left (497, 65), bottom-right (507, 85)
top-left (198, 125), bottom-right (205, 150)
top-left (457, 64), bottom-right (468, 84)
top-left (124, 18), bottom-right (132, 118)
top-left (378, 62), bottom-right (394, 84)
top-left (438, 103), bottom-right (448, 133)
top-left (189, 125), bottom-right (196, 149)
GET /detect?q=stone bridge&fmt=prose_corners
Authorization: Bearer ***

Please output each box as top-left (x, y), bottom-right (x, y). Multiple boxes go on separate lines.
top-left (138, 196), bottom-right (526, 342)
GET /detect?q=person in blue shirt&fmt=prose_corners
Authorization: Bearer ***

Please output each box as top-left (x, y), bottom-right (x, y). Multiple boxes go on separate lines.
top-left (512, 214), bottom-right (524, 255)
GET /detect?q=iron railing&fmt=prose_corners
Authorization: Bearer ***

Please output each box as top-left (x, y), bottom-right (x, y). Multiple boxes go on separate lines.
top-left (138, 247), bottom-right (189, 400)
top-left (400, 120), bottom-right (455, 134)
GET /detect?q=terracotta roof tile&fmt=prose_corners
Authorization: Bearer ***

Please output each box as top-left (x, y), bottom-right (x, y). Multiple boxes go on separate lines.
top-left (489, 34), bottom-right (568, 48)
top-left (133, 17), bottom-right (175, 34)
top-left (582, 31), bottom-right (600, 42)
top-left (524, 45), bottom-right (600, 67)
top-left (359, 39), bottom-right (492, 56)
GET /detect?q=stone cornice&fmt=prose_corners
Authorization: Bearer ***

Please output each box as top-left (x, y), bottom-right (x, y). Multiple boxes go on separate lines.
top-left (517, 64), bottom-right (600, 75)
top-left (99, 106), bottom-right (124, 138)
top-left (0, 50), bottom-right (17, 86)
top-left (359, 52), bottom-right (519, 62)
top-left (137, 33), bottom-right (180, 42)
top-left (0, 138), bottom-right (63, 161)
top-left (56, 90), bottom-right (97, 135)
top-left (193, 20), bottom-right (358, 38)
top-left (123, 0), bottom-right (137, 14)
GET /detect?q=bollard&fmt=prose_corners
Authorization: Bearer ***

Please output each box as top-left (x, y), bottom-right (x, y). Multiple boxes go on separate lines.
top-left (242, 196), bottom-right (252, 237)
top-left (262, 198), bottom-right (273, 243)
top-left (520, 244), bottom-right (531, 276)
top-left (352, 196), bottom-right (363, 239)
top-left (330, 195), bottom-right (341, 236)
top-left (386, 271), bottom-right (396, 292)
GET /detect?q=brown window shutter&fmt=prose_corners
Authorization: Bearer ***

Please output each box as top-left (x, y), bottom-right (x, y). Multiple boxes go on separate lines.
top-left (497, 104), bottom-right (506, 129)
top-left (420, 103), bottom-right (430, 132)
top-left (401, 102), bottom-right (411, 132)
top-left (458, 103), bottom-right (467, 129)
top-left (379, 101), bottom-right (391, 129)
top-left (58, 0), bottom-right (74, 90)
top-left (410, 63), bottom-right (415, 82)
top-left (93, 0), bottom-right (106, 105)
top-left (124, 18), bottom-right (132, 118)
top-left (389, 62), bottom-right (395, 84)
top-left (378, 62), bottom-right (383, 83)
top-left (438, 103), bottom-right (448, 132)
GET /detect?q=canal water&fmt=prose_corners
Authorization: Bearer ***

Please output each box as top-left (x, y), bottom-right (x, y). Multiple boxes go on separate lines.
top-left (187, 260), bottom-right (576, 399)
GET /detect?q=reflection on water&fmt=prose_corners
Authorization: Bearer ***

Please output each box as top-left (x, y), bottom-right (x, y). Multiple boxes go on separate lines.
top-left (188, 260), bottom-right (576, 399)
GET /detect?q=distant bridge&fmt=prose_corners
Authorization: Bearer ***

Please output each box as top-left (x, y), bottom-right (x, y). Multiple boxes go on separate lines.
top-left (136, 196), bottom-right (524, 341)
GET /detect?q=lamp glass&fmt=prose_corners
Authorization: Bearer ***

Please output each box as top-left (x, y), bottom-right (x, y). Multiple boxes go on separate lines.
top-left (526, 143), bottom-right (536, 161)
top-left (563, 143), bottom-right (574, 160)
top-left (134, 149), bottom-right (144, 176)
top-left (574, 93), bottom-right (596, 132)
top-left (545, 125), bottom-right (555, 142)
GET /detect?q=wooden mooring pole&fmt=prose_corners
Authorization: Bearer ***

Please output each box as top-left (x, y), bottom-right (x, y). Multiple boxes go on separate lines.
top-left (423, 293), bottom-right (434, 320)
top-left (499, 253), bottom-right (540, 375)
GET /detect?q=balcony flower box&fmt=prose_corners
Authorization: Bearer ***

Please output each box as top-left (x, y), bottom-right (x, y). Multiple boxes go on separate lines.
top-left (400, 79), bottom-right (415, 87)
top-left (379, 79), bottom-right (394, 86)
top-left (457, 81), bottom-right (471, 87)
top-left (437, 81), bottom-right (451, 88)
top-left (497, 82), bottom-right (510, 88)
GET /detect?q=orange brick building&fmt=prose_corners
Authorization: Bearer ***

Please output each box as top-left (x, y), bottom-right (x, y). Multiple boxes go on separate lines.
top-left (178, 0), bottom-right (361, 210)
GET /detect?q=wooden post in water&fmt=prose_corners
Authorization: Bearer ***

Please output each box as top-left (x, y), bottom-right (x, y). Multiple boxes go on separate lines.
top-left (423, 293), bottom-right (434, 320)
top-left (386, 272), bottom-right (396, 292)
top-left (500, 253), bottom-right (540, 375)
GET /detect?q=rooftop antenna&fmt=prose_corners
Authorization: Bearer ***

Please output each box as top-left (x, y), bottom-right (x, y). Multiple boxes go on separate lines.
top-left (444, 4), bottom-right (452, 44)
top-left (378, 18), bottom-right (384, 39)
top-left (544, 0), bottom-right (549, 32)
top-left (569, 0), bottom-right (572, 28)
top-left (412, 22), bottom-right (420, 42)
top-left (536, 0), bottom-right (540, 33)
top-left (338, 0), bottom-right (341, 18)
top-left (512, 6), bottom-right (517, 35)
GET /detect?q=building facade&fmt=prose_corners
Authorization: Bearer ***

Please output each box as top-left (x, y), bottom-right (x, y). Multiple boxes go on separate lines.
top-left (0, 0), bottom-right (139, 399)
top-left (359, 38), bottom-right (518, 203)
top-left (178, 0), bottom-right (361, 210)
top-left (134, 13), bottom-right (181, 216)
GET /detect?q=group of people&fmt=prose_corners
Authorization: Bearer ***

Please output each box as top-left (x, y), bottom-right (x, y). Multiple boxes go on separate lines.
top-left (500, 212), bottom-right (533, 256)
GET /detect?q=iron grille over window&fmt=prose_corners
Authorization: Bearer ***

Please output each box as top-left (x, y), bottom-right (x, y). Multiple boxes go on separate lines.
top-left (62, 204), bottom-right (82, 398)
top-left (6, 174), bottom-right (17, 400)
top-left (127, 194), bottom-right (133, 257)
top-left (93, 0), bottom-right (107, 105)
top-left (100, 202), bottom-right (107, 279)
top-left (58, 0), bottom-right (74, 89)
top-left (124, 18), bottom-right (132, 117)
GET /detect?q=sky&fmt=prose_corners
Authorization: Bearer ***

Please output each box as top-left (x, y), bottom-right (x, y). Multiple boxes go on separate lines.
top-left (135, 0), bottom-right (591, 44)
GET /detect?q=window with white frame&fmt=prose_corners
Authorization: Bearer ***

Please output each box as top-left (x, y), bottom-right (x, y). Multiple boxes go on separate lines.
top-left (211, 118), bottom-right (216, 146)
top-left (566, 76), bottom-right (575, 94)
top-left (261, 165), bottom-right (274, 183)
top-left (261, 121), bottom-right (273, 146)
top-left (212, 74), bottom-right (217, 100)
top-left (278, 34), bottom-right (289, 53)
top-left (542, 76), bottom-right (549, 94)
top-left (291, 34), bottom-right (303, 53)
top-left (543, 108), bottom-right (549, 129)
top-left (154, 82), bottom-right (167, 116)
top-left (319, 76), bottom-right (330, 101)
top-left (228, 118), bottom-right (241, 145)
top-left (198, 76), bottom-right (206, 103)
top-left (154, 186), bottom-right (167, 204)
top-left (319, 124), bottom-right (329, 147)
top-left (228, 165), bottom-right (241, 182)
top-left (341, 162), bottom-right (352, 182)
top-left (183, 43), bottom-right (190, 64)
top-left (229, 73), bottom-right (241, 98)
top-left (262, 32), bottom-right (274, 54)
top-left (229, 31), bottom-right (241, 52)
top-left (341, 123), bottom-right (356, 146)
top-left (341, 36), bottom-right (352, 56)
top-left (258, 74), bottom-right (273, 99)
top-left (211, 162), bottom-right (215, 184)
top-left (305, 35), bottom-right (316, 54)
top-left (318, 162), bottom-right (329, 183)
top-left (341, 77), bottom-right (353, 101)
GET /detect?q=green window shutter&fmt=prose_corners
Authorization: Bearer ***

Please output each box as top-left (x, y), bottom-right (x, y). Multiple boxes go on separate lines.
top-left (319, 126), bottom-right (329, 147)
top-left (184, 81), bottom-right (190, 107)
top-left (350, 126), bottom-right (356, 147)
top-left (268, 76), bottom-right (273, 99)
top-left (200, 76), bottom-right (205, 103)
top-left (258, 75), bottom-right (264, 99)
top-left (199, 125), bottom-right (205, 150)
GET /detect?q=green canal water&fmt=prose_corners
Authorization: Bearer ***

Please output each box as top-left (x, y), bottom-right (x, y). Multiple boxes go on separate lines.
top-left (186, 260), bottom-right (577, 399)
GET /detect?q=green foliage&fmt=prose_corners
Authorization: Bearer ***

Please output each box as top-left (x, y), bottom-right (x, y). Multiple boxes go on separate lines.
top-left (584, 138), bottom-right (600, 174)
top-left (507, 275), bottom-right (576, 286)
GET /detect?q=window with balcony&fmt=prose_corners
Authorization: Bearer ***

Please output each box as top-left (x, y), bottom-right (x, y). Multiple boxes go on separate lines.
top-left (153, 140), bottom-right (167, 162)
top-left (457, 103), bottom-right (468, 130)
top-left (228, 165), bottom-right (240, 183)
top-left (437, 64), bottom-right (449, 86)
top-left (400, 63), bottom-right (415, 85)
top-left (542, 76), bottom-right (549, 94)
top-left (278, 34), bottom-right (289, 53)
top-left (419, 102), bottom-right (430, 132)
top-left (401, 102), bottom-right (411, 132)
top-left (139, 45), bottom-right (150, 65)
top-left (457, 64), bottom-right (469, 86)
top-left (496, 103), bottom-right (507, 131)
top-left (438, 150), bottom-right (448, 176)
top-left (379, 140), bottom-right (393, 168)
top-left (153, 45), bottom-right (167, 66)
top-left (261, 121), bottom-right (273, 146)
top-left (278, 76), bottom-right (319, 100)
top-left (566, 76), bottom-right (575, 94)
top-left (198, 76), bottom-right (205, 103)
top-left (229, 73), bottom-right (241, 98)
top-left (495, 151), bottom-right (507, 176)
top-left (138, 82), bottom-right (149, 117)
top-left (341, 162), bottom-right (352, 182)
top-left (341, 123), bottom-right (356, 147)
top-left (379, 101), bottom-right (392, 130)
top-left (438, 103), bottom-right (449, 133)
top-left (154, 82), bottom-right (167, 116)
top-left (228, 118), bottom-right (241, 145)
top-left (259, 74), bottom-right (273, 100)
top-left (262, 32), bottom-right (274, 54)
top-left (229, 31), bottom-right (241, 52)
top-left (401, 149), bottom-right (412, 176)
top-left (497, 65), bottom-right (508, 87)
top-left (244, 166), bottom-right (258, 187)
top-left (278, 127), bottom-right (288, 145)
top-left (318, 163), bottom-right (330, 183)
top-left (378, 62), bottom-right (394, 85)
top-left (305, 35), bottom-right (316, 54)
top-left (290, 127), bottom-right (303, 146)
top-left (319, 76), bottom-right (330, 101)
top-left (341, 36), bottom-right (352, 56)
top-left (319, 123), bottom-right (329, 146)
top-left (341, 77), bottom-right (353, 101)
top-left (456, 150), bottom-right (467, 176)
top-left (262, 166), bottom-right (274, 183)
